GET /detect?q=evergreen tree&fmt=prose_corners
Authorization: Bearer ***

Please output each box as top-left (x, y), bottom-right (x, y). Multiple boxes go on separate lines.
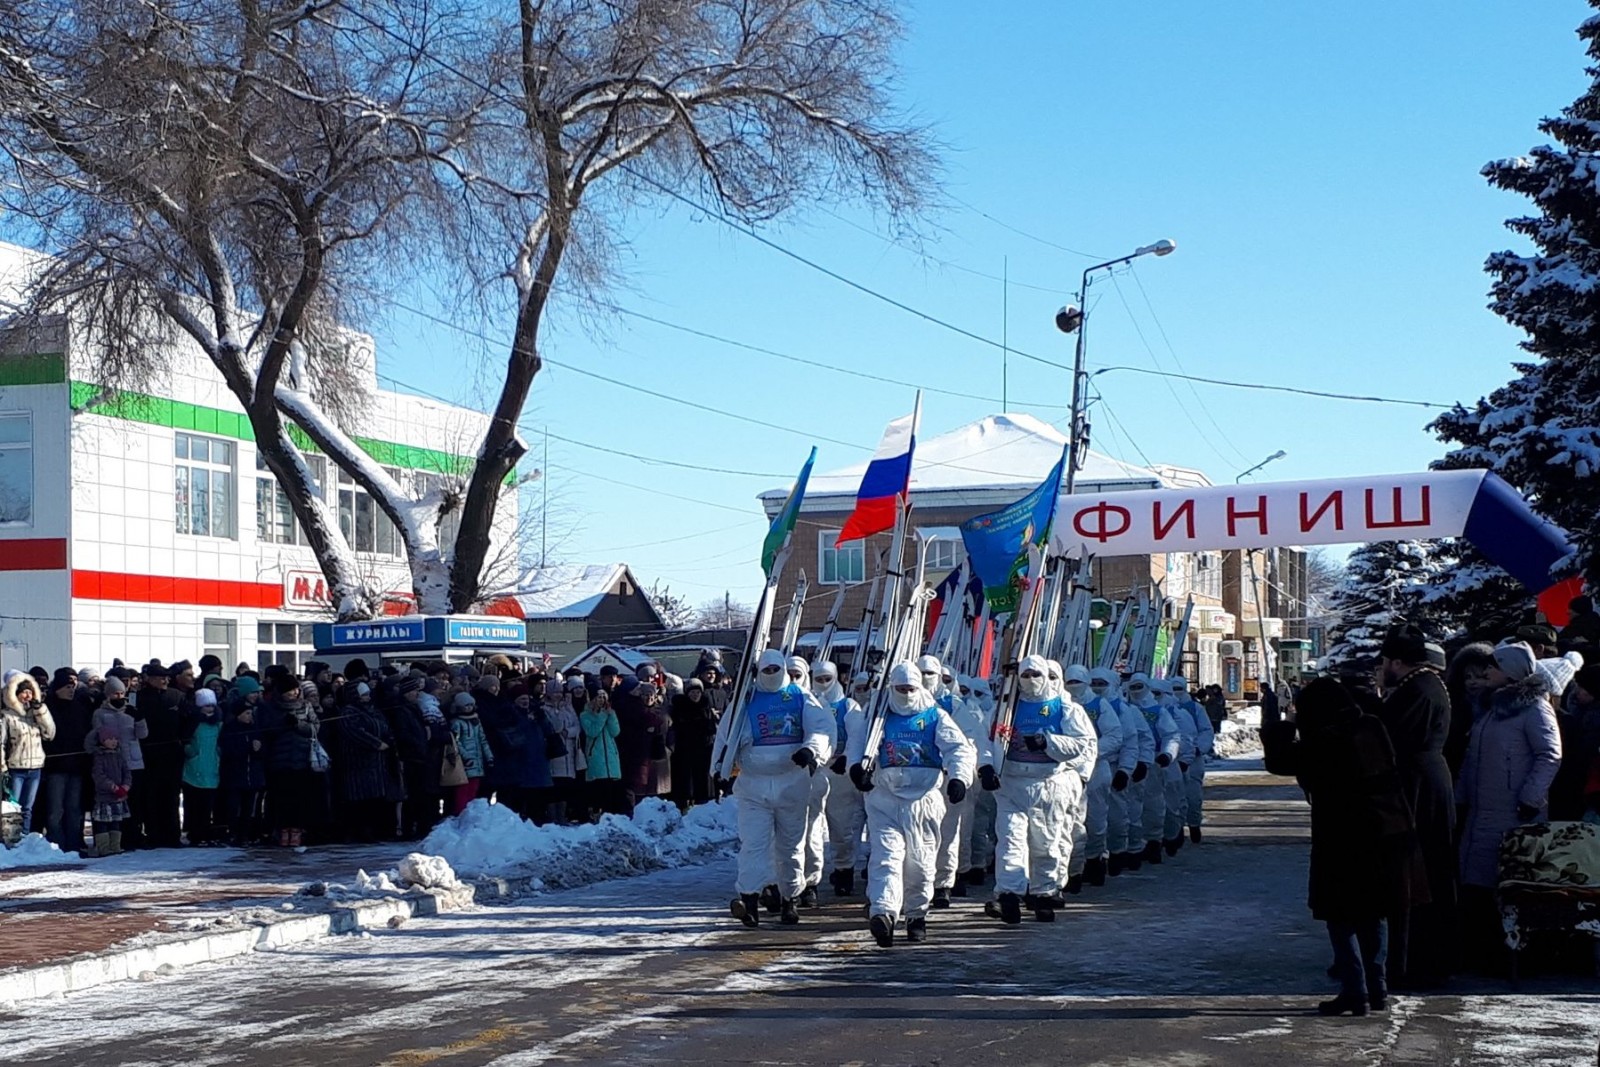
top-left (1322, 541), bottom-right (1449, 673)
top-left (1433, 4), bottom-right (1600, 584)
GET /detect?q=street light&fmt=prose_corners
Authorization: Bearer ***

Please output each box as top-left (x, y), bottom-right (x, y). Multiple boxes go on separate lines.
top-left (1235, 450), bottom-right (1288, 484)
top-left (1056, 238), bottom-right (1178, 494)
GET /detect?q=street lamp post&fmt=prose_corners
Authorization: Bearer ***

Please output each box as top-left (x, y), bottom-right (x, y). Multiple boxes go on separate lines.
top-left (1057, 239), bottom-right (1177, 495)
top-left (1235, 449), bottom-right (1287, 484)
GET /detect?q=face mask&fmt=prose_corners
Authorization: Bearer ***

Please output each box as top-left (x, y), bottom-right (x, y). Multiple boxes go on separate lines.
top-left (1018, 673), bottom-right (1049, 701)
top-left (890, 685), bottom-right (920, 713)
top-left (109, 698), bottom-right (127, 709)
top-left (1066, 682), bottom-right (1089, 702)
top-left (921, 672), bottom-right (939, 691)
top-left (756, 667), bottom-right (785, 694)
top-left (1128, 685), bottom-right (1148, 702)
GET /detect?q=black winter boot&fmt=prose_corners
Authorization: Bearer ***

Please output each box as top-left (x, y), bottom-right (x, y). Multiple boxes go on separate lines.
top-left (1066, 874), bottom-right (1084, 895)
top-left (798, 885), bottom-right (819, 908)
top-left (761, 884), bottom-right (782, 913)
top-left (1107, 852), bottom-right (1124, 877)
top-left (931, 886), bottom-right (952, 909)
top-left (835, 868), bottom-right (855, 897)
top-left (951, 872), bottom-right (968, 898)
top-left (1164, 836), bottom-right (1182, 857)
top-left (780, 898), bottom-right (800, 925)
top-left (1085, 856), bottom-right (1108, 887)
top-left (1189, 825), bottom-right (1203, 844)
top-left (998, 892), bottom-right (1023, 926)
top-left (1142, 840), bottom-right (1163, 865)
top-left (731, 894), bottom-right (761, 928)
top-left (869, 913), bottom-right (895, 947)
top-left (905, 916), bottom-right (928, 943)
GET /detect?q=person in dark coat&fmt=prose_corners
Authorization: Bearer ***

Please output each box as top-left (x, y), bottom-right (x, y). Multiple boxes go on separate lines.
top-left (612, 677), bottom-right (652, 812)
top-left (1551, 662), bottom-right (1600, 820)
top-left (1374, 624), bottom-right (1458, 990)
top-left (388, 675), bottom-right (437, 839)
top-left (670, 679), bottom-right (718, 809)
top-left (695, 656), bottom-right (730, 717)
top-left (41, 667), bottom-right (94, 852)
top-left (1442, 643), bottom-right (1496, 780)
top-left (1560, 595), bottom-right (1600, 650)
top-left (260, 679), bottom-right (324, 848)
top-left (1262, 677), bottom-right (1428, 1017)
top-left (134, 662), bottom-right (186, 848)
top-left (481, 680), bottom-right (555, 823)
top-left (337, 683), bottom-right (403, 841)
top-left (218, 682), bottom-right (268, 846)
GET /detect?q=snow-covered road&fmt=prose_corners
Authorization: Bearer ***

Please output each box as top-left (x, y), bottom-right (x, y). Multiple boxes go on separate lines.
top-left (3, 762), bottom-right (1597, 1066)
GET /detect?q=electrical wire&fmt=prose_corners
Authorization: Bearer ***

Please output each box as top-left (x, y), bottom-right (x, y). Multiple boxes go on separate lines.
top-left (945, 193), bottom-right (1105, 259)
top-left (1087, 365), bottom-right (1450, 408)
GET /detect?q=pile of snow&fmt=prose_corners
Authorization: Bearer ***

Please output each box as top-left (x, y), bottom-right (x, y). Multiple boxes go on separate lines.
top-left (397, 852), bottom-right (459, 890)
top-left (1213, 726), bottom-right (1262, 759)
top-left (418, 797), bottom-right (740, 889)
top-left (0, 833), bottom-right (83, 869)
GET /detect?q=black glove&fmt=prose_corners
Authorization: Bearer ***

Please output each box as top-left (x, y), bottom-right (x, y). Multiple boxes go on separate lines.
top-left (828, 754), bottom-right (847, 776)
top-left (979, 765), bottom-right (1001, 792)
top-left (849, 762), bottom-right (874, 792)
top-left (1179, 761), bottom-right (1190, 774)
top-left (1516, 802), bottom-right (1540, 822)
top-left (1155, 753), bottom-right (1172, 768)
top-left (714, 776), bottom-right (733, 795)
top-left (947, 779), bottom-right (967, 804)
top-left (1112, 769), bottom-right (1130, 792)
top-left (1132, 761), bottom-right (1150, 783)
top-left (1024, 733), bottom-right (1047, 752)
top-left (791, 747), bottom-right (818, 774)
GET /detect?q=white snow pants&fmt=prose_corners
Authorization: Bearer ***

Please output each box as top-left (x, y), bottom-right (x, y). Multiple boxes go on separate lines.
top-left (971, 788), bottom-right (998, 871)
top-left (1107, 775), bottom-right (1136, 855)
top-left (1140, 766), bottom-right (1167, 846)
top-left (1068, 771), bottom-right (1093, 879)
top-left (733, 769), bottom-right (811, 898)
top-left (1185, 759), bottom-right (1206, 829)
top-left (1163, 763), bottom-right (1188, 841)
top-left (824, 768), bottom-right (866, 873)
top-left (1082, 761), bottom-right (1113, 865)
top-left (934, 782), bottom-right (978, 889)
top-left (865, 786), bottom-right (945, 921)
top-left (994, 768), bottom-right (1083, 897)
top-left (802, 770), bottom-right (830, 887)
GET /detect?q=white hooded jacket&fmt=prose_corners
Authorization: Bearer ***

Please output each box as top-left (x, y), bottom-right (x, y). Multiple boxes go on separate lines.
top-left (846, 662), bottom-right (975, 800)
top-left (713, 648), bottom-right (833, 776)
top-left (984, 654), bottom-right (1097, 779)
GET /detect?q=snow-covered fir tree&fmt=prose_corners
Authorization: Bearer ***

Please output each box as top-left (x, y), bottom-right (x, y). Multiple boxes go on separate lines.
top-left (1433, 3), bottom-right (1600, 585)
top-left (1413, 539), bottom-right (1534, 644)
top-left (1322, 540), bottom-right (1451, 673)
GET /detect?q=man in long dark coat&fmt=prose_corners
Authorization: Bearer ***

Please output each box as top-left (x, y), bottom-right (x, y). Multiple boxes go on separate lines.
top-left (1376, 623), bottom-right (1458, 989)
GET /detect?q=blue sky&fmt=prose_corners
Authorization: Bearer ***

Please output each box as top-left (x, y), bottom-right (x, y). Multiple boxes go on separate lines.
top-left (371, 2), bottom-right (1591, 610)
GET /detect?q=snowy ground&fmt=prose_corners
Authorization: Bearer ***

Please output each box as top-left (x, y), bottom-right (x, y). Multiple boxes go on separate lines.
top-left (2, 760), bottom-right (1597, 1066)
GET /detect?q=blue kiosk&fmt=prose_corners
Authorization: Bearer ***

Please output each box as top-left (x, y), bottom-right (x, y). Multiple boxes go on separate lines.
top-left (311, 615), bottom-right (531, 672)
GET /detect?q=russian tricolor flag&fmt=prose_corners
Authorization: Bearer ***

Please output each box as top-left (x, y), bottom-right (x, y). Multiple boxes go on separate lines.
top-left (836, 407), bottom-right (919, 545)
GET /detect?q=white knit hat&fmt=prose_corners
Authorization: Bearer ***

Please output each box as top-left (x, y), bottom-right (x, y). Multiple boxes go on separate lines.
top-left (1534, 651), bottom-right (1584, 696)
top-left (1493, 639), bottom-right (1537, 682)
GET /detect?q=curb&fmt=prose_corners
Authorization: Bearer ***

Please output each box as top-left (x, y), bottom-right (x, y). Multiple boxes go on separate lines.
top-left (0, 884), bottom-right (476, 1005)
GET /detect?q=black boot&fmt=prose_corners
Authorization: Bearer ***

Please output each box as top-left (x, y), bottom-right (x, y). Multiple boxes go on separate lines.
top-left (931, 886), bottom-right (952, 909)
top-left (835, 868), bottom-right (855, 897)
top-left (1123, 850), bottom-right (1143, 872)
top-left (1189, 825), bottom-right (1203, 844)
top-left (730, 894), bottom-right (761, 929)
top-left (1107, 852), bottom-right (1124, 877)
top-left (965, 866), bottom-right (986, 888)
top-left (998, 892), bottom-right (1022, 926)
top-left (1164, 836), bottom-right (1182, 857)
top-left (798, 885), bottom-right (819, 908)
top-left (780, 898), bottom-right (800, 925)
top-left (1086, 856), bottom-right (1108, 887)
top-left (828, 869), bottom-right (846, 894)
top-left (951, 873), bottom-right (968, 898)
top-left (1034, 900), bottom-right (1056, 922)
top-left (1317, 994), bottom-right (1369, 1017)
top-left (1066, 874), bottom-right (1084, 895)
top-left (761, 884), bottom-right (782, 913)
top-left (905, 916), bottom-right (928, 943)
top-left (1142, 841), bottom-right (1163, 865)
top-left (869, 913), bottom-right (895, 947)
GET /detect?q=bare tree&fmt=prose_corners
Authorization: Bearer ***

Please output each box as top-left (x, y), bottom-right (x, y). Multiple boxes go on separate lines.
top-left (647, 580), bottom-right (698, 629)
top-left (0, 0), bottom-right (487, 619)
top-left (696, 595), bottom-right (754, 629)
top-left (437, 0), bottom-right (937, 610)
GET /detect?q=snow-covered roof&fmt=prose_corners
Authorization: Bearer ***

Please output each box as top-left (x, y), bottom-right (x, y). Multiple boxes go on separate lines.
top-left (496, 563), bottom-right (646, 621)
top-left (561, 643), bottom-right (656, 675)
top-left (760, 413), bottom-right (1164, 511)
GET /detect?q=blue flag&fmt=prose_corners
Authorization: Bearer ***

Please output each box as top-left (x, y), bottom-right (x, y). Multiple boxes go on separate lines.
top-left (959, 447), bottom-right (1066, 613)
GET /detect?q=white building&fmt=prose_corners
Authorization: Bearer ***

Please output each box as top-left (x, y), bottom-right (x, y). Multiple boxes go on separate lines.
top-left (0, 242), bottom-right (516, 675)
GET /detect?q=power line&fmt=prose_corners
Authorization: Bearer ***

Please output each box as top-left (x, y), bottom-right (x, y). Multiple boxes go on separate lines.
top-left (946, 193), bottom-right (1105, 260)
top-left (1088, 364), bottom-right (1450, 409)
top-left (813, 205), bottom-right (1067, 295)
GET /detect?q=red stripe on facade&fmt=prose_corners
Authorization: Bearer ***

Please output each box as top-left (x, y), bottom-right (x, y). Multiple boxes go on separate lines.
top-left (0, 538), bottom-right (69, 571)
top-left (72, 570), bottom-right (283, 609)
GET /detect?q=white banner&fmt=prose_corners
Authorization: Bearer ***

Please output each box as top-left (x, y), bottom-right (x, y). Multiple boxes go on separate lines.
top-left (1050, 470), bottom-right (1483, 557)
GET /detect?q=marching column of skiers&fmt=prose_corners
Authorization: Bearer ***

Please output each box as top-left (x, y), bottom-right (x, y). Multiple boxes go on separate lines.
top-left (711, 650), bottom-right (1215, 947)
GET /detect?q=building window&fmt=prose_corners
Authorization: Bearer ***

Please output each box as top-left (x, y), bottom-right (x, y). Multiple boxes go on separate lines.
top-left (258, 621), bottom-right (317, 674)
top-left (256, 454), bottom-right (328, 545)
top-left (338, 468), bottom-right (402, 555)
top-left (413, 471), bottom-right (461, 549)
top-left (0, 412), bottom-right (31, 525)
top-left (1193, 552), bottom-right (1222, 600)
top-left (203, 618), bottom-right (237, 673)
top-left (175, 433), bottom-right (236, 538)
top-left (819, 530), bottom-right (865, 585)
top-left (924, 538), bottom-right (961, 572)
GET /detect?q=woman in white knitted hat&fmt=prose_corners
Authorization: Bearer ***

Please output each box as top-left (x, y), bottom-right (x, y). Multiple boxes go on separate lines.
top-left (1455, 639), bottom-right (1573, 969)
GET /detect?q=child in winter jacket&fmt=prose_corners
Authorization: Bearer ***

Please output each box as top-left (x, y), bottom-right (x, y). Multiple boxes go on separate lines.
top-left (90, 725), bottom-right (132, 857)
top-left (446, 692), bottom-right (492, 816)
top-left (182, 689), bottom-right (225, 844)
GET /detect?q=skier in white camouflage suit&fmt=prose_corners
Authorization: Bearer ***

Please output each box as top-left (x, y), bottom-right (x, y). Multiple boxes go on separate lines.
top-left (1125, 672), bottom-right (1180, 867)
top-left (1046, 660), bottom-right (1101, 895)
top-left (1064, 663), bottom-right (1126, 888)
top-left (785, 656), bottom-right (835, 906)
top-left (1171, 675), bottom-right (1215, 843)
top-left (932, 673), bottom-right (991, 906)
top-left (814, 659), bottom-right (866, 896)
top-left (1091, 667), bottom-right (1152, 875)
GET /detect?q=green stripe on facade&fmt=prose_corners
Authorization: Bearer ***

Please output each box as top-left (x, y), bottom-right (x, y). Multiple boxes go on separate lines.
top-left (70, 381), bottom-right (493, 478)
top-left (0, 352), bottom-right (68, 386)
